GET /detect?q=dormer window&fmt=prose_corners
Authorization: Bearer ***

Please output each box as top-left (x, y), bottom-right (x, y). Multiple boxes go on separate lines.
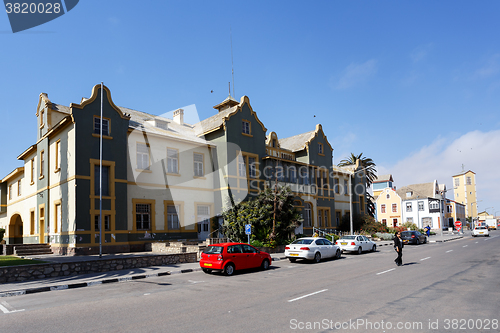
top-left (272, 139), bottom-right (276, 148)
top-left (318, 143), bottom-right (324, 155)
top-left (242, 120), bottom-right (251, 135)
top-left (94, 116), bottom-right (110, 136)
top-left (40, 109), bottom-right (45, 128)
top-left (406, 191), bottom-right (412, 198)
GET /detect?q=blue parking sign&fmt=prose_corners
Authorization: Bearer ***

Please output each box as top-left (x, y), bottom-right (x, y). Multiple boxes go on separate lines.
top-left (245, 224), bottom-right (251, 235)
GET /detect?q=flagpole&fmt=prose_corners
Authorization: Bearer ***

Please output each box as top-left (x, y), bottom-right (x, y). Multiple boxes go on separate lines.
top-left (99, 82), bottom-right (103, 258)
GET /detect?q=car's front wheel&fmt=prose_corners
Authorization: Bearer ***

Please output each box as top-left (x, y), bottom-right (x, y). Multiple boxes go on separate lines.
top-left (335, 249), bottom-right (341, 259)
top-left (313, 252), bottom-right (321, 263)
top-left (223, 263), bottom-right (235, 276)
top-left (372, 245), bottom-right (376, 252)
top-left (261, 259), bottom-right (270, 270)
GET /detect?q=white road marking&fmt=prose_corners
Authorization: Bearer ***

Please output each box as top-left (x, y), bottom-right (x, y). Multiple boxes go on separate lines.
top-left (188, 280), bottom-right (204, 284)
top-left (475, 242), bottom-right (479, 244)
top-left (0, 301), bottom-right (25, 314)
top-left (420, 257), bottom-right (431, 261)
top-left (144, 293), bottom-right (150, 296)
top-left (288, 289), bottom-right (328, 302)
top-left (463, 245), bottom-right (468, 247)
top-left (446, 250), bottom-right (453, 253)
top-left (376, 268), bottom-right (395, 275)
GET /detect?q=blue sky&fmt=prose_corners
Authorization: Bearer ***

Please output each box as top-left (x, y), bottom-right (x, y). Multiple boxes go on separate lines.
top-left (1, 1), bottom-right (500, 215)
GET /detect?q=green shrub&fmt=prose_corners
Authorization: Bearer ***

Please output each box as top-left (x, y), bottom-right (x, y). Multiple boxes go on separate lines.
top-left (375, 232), bottom-right (395, 240)
top-left (250, 240), bottom-right (264, 248)
top-left (0, 228), bottom-right (5, 242)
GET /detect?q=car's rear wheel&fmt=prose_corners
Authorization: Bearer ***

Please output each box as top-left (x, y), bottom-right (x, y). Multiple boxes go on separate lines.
top-left (223, 263), bottom-right (235, 276)
top-left (416, 239), bottom-right (420, 245)
top-left (288, 258), bottom-right (297, 263)
top-left (357, 247), bottom-right (362, 255)
top-left (261, 259), bottom-right (270, 270)
top-left (335, 249), bottom-right (341, 259)
top-left (313, 252), bottom-right (321, 263)
top-left (372, 245), bottom-right (376, 252)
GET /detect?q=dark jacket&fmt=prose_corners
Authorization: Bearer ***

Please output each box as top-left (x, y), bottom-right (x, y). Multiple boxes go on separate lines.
top-left (394, 235), bottom-right (404, 251)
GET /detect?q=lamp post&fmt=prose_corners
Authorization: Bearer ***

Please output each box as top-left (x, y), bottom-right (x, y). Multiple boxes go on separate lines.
top-left (348, 166), bottom-right (370, 235)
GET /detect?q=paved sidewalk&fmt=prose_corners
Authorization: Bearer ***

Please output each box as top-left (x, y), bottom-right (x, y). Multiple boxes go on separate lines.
top-left (0, 253), bottom-right (286, 298)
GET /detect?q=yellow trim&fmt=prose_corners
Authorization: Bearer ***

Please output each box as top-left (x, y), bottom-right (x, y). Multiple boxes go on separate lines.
top-left (70, 84), bottom-right (130, 120)
top-left (39, 203), bottom-right (46, 243)
top-left (92, 115), bottom-right (112, 137)
top-left (53, 199), bottom-right (62, 234)
top-left (241, 118), bottom-right (252, 136)
top-left (30, 208), bottom-right (35, 235)
top-left (92, 133), bottom-right (113, 140)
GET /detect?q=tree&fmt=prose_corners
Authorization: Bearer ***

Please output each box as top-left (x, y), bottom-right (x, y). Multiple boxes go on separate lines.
top-left (337, 153), bottom-right (377, 188)
top-left (221, 186), bottom-right (302, 244)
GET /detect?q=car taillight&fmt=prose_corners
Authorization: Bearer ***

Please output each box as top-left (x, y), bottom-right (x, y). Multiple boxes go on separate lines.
top-left (335, 242), bottom-right (339, 245)
top-left (217, 254), bottom-right (223, 261)
top-left (411, 235), bottom-right (415, 238)
top-left (285, 246), bottom-right (290, 250)
top-left (351, 242), bottom-right (356, 245)
top-left (300, 247), bottom-right (310, 250)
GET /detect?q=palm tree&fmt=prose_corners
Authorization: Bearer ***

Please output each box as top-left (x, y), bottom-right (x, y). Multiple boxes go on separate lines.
top-left (337, 153), bottom-right (377, 188)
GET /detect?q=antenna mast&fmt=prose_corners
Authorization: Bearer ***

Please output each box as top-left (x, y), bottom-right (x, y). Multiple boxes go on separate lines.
top-left (230, 26), bottom-right (235, 98)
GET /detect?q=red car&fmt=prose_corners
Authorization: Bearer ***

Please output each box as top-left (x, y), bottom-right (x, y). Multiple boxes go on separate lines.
top-left (199, 242), bottom-right (272, 276)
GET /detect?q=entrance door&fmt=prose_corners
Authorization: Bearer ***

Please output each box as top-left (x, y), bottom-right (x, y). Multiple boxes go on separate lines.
top-left (197, 205), bottom-right (210, 240)
top-left (9, 214), bottom-right (23, 244)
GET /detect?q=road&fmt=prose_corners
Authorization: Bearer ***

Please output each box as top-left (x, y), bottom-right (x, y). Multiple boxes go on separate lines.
top-left (1, 232), bottom-right (499, 333)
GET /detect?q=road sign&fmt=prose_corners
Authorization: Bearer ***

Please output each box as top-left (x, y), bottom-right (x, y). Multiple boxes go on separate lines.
top-left (454, 221), bottom-right (462, 231)
top-left (245, 224), bottom-right (252, 235)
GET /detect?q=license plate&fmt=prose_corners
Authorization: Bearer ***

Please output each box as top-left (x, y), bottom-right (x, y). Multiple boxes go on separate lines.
top-left (289, 253), bottom-right (299, 256)
top-left (204, 263), bottom-right (213, 267)
top-left (479, 232), bottom-right (483, 234)
top-left (341, 242), bottom-right (347, 245)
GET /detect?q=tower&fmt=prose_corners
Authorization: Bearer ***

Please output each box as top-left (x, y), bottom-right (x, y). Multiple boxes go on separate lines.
top-left (452, 170), bottom-right (477, 218)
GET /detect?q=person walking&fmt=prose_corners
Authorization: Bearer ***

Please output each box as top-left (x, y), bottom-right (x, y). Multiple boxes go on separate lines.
top-left (394, 231), bottom-right (404, 266)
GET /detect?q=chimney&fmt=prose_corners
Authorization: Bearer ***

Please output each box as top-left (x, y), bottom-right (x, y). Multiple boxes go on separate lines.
top-left (173, 109), bottom-right (184, 125)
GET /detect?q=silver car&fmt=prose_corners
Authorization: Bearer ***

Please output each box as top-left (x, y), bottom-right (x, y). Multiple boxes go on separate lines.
top-left (285, 237), bottom-right (341, 263)
top-left (336, 235), bottom-right (377, 254)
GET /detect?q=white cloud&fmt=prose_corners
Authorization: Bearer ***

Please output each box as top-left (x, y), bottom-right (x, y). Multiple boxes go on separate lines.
top-left (333, 59), bottom-right (378, 90)
top-left (474, 54), bottom-right (500, 79)
top-left (378, 130), bottom-right (500, 214)
top-left (410, 43), bottom-right (433, 63)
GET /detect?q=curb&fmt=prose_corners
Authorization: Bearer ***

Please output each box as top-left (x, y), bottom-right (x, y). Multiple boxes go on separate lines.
top-left (0, 267), bottom-right (201, 298)
top-left (429, 236), bottom-right (463, 243)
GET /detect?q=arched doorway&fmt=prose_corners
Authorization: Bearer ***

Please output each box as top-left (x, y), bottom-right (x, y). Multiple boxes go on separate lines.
top-left (9, 214), bottom-right (24, 244)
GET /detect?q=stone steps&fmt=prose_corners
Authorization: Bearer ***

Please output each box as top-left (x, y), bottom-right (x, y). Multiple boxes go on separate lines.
top-left (13, 243), bottom-right (53, 256)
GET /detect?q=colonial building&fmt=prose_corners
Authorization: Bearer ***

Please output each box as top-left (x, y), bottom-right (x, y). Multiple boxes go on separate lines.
top-left (375, 187), bottom-right (402, 227)
top-left (0, 86), bottom-right (368, 254)
top-left (445, 199), bottom-right (466, 228)
top-left (452, 170), bottom-right (478, 219)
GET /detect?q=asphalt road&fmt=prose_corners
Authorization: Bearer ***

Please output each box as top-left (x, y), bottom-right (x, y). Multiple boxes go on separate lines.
top-left (1, 232), bottom-right (499, 333)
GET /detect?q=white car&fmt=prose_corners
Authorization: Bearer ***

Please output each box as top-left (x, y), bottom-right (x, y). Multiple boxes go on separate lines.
top-left (336, 235), bottom-right (377, 254)
top-left (285, 237), bottom-right (341, 263)
top-left (472, 226), bottom-right (489, 237)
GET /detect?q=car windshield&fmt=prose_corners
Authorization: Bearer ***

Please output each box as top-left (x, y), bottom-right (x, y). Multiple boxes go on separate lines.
top-left (292, 239), bottom-right (314, 245)
top-left (476, 226), bottom-right (486, 230)
top-left (401, 231), bottom-right (412, 236)
top-left (340, 236), bottom-right (356, 240)
top-left (203, 246), bottom-right (223, 254)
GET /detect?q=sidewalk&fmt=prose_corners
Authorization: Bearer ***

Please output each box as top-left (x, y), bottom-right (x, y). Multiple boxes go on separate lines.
top-left (0, 253), bottom-right (287, 298)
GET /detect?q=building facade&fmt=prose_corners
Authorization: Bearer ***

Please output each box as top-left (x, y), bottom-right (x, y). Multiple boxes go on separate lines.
top-left (452, 170), bottom-right (478, 219)
top-left (445, 199), bottom-right (466, 228)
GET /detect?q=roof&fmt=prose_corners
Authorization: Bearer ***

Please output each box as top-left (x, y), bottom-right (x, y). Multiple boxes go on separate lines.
top-left (452, 170), bottom-right (475, 177)
top-left (373, 174), bottom-right (393, 183)
top-left (193, 105), bottom-right (239, 136)
top-left (1, 167), bottom-right (24, 183)
top-left (396, 182), bottom-right (438, 200)
top-left (279, 130), bottom-right (317, 152)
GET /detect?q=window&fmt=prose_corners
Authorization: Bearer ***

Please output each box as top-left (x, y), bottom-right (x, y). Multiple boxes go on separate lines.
top-left (344, 180), bottom-right (348, 195)
top-left (197, 205), bottom-right (210, 233)
top-left (8, 184), bottom-right (12, 200)
top-left (248, 157), bottom-right (257, 178)
top-left (418, 201), bottom-right (424, 211)
top-left (40, 109), bottom-right (44, 128)
top-left (54, 203), bottom-right (61, 233)
top-left (242, 120), bottom-right (251, 135)
top-left (137, 143), bottom-right (150, 170)
top-left (407, 217), bottom-right (413, 223)
top-left (301, 167), bottom-right (310, 185)
top-left (318, 143), bottom-right (324, 155)
top-left (447, 205), bottom-right (453, 213)
top-left (303, 203), bottom-right (312, 227)
top-left (167, 205), bottom-right (180, 230)
top-left (381, 204), bottom-right (386, 213)
top-left (382, 218), bottom-right (387, 225)
top-left (55, 140), bottom-right (61, 172)
top-left (386, 193), bottom-right (390, 199)
top-left (30, 210), bottom-right (35, 235)
top-left (334, 178), bottom-right (340, 194)
top-left (336, 211), bottom-right (341, 225)
top-left (95, 215), bottom-right (111, 231)
top-left (454, 178), bottom-right (459, 187)
top-left (94, 116), bottom-right (109, 136)
top-left (318, 211), bottom-right (322, 227)
top-left (272, 139), bottom-right (276, 147)
top-left (136, 204), bottom-right (151, 230)
top-left (392, 203), bottom-right (397, 213)
top-left (94, 165), bottom-right (110, 196)
top-left (30, 158), bottom-right (35, 184)
top-left (40, 150), bottom-right (45, 178)
top-left (324, 210), bottom-right (329, 227)
top-left (393, 219), bottom-right (398, 227)
top-left (238, 154), bottom-right (246, 177)
top-left (466, 176), bottom-right (472, 185)
top-left (406, 191), bottom-right (412, 198)
top-left (406, 202), bottom-right (412, 212)
top-left (167, 148), bottom-right (179, 174)
top-left (17, 180), bottom-right (21, 196)
top-left (289, 166), bottom-right (297, 183)
top-left (194, 153), bottom-right (204, 177)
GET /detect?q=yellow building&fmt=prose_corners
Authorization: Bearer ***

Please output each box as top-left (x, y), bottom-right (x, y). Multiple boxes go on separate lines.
top-left (375, 187), bottom-right (402, 227)
top-left (445, 199), bottom-right (466, 229)
top-left (452, 170), bottom-right (477, 219)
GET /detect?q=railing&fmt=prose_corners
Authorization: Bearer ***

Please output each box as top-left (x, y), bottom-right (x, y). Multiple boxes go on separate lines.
top-left (312, 227), bottom-right (361, 238)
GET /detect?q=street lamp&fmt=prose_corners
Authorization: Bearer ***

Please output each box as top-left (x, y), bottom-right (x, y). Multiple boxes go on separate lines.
top-left (348, 166), bottom-right (370, 235)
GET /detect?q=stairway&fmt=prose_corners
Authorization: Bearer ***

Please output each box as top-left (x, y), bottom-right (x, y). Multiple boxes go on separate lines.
top-left (13, 244), bottom-right (53, 256)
